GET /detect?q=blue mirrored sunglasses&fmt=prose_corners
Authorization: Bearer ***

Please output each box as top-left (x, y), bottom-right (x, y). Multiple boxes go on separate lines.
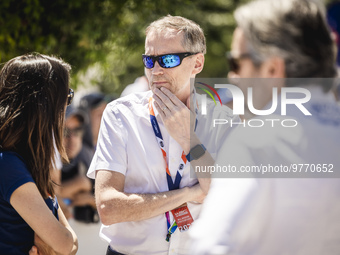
top-left (142, 52), bottom-right (198, 69)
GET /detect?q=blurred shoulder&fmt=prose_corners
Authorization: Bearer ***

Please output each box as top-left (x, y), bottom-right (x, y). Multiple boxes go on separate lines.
top-left (107, 90), bottom-right (152, 110)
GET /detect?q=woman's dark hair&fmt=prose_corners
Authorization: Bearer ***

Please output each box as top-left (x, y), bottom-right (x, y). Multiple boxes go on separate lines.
top-left (0, 53), bottom-right (71, 198)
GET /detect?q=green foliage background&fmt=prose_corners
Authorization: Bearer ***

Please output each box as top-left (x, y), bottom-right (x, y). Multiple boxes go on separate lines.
top-left (0, 0), bottom-right (336, 95)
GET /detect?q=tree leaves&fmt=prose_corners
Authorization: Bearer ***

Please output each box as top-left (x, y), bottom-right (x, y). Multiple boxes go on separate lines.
top-left (0, 0), bottom-right (248, 95)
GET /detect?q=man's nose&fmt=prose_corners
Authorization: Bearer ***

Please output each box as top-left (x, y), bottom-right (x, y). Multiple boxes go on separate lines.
top-left (151, 61), bottom-right (164, 75)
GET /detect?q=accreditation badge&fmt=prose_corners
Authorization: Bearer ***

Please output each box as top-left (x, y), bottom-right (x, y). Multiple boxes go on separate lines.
top-left (171, 203), bottom-right (194, 232)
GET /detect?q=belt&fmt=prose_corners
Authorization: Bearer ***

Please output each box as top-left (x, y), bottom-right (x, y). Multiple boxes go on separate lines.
top-left (106, 246), bottom-right (125, 255)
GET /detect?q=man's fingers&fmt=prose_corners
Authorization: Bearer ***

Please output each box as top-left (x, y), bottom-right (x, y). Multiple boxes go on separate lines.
top-left (159, 87), bottom-right (181, 105)
top-left (153, 94), bottom-right (172, 115)
top-left (154, 101), bottom-right (167, 118)
top-left (152, 89), bottom-right (174, 110)
top-left (152, 87), bottom-right (183, 109)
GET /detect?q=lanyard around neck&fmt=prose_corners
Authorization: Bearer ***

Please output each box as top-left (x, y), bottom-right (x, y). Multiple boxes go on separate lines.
top-left (148, 95), bottom-right (199, 241)
top-left (149, 97), bottom-right (188, 241)
top-left (148, 98), bottom-right (187, 191)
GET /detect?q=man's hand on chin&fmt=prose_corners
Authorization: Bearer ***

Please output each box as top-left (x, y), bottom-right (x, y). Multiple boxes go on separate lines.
top-left (152, 87), bottom-right (196, 153)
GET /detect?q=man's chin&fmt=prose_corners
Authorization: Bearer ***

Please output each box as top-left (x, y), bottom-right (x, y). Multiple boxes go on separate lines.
top-left (156, 84), bottom-right (169, 89)
top-left (152, 84), bottom-right (172, 92)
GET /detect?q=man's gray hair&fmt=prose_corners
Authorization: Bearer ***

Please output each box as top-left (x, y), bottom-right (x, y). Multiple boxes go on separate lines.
top-left (235, 0), bottom-right (337, 81)
top-left (146, 15), bottom-right (206, 54)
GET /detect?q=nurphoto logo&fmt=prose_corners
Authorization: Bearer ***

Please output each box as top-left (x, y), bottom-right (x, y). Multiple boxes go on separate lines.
top-left (195, 79), bottom-right (312, 128)
top-left (198, 83), bottom-right (311, 116)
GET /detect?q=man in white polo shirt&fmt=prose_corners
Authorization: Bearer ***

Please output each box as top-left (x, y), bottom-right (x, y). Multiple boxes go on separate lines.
top-left (87, 15), bottom-right (238, 255)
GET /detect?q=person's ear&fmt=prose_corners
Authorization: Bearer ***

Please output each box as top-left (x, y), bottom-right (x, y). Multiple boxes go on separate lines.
top-left (260, 57), bottom-right (285, 78)
top-left (192, 53), bottom-right (205, 75)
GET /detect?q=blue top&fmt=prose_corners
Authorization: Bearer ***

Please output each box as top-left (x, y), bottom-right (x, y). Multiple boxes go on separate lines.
top-left (0, 151), bottom-right (59, 255)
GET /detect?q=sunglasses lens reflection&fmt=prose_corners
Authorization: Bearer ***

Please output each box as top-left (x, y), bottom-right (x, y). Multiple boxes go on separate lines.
top-left (142, 53), bottom-right (193, 69)
top-left (143, 56), bottom-right (155, 69)
top-left (160, 54), bottom-right (181, 68)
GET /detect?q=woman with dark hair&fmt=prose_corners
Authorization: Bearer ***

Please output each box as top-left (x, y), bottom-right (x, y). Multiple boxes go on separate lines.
top-left (0, 53), bottom-right (78, 254)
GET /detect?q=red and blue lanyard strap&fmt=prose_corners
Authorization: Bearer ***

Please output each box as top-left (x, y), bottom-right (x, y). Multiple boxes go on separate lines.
top-left (148, 98), bottom-right (197, 242)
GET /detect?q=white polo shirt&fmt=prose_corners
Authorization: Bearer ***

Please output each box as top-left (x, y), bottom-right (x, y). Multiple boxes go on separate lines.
top-left (87, 90), bottom-right (239, 255)
top-left (190, 86), bottom-right (340, 255)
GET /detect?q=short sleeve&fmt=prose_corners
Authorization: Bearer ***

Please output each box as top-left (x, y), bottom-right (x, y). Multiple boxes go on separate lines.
top-left (87, 103), bottom-right (128, 179)
top-left (0, 152), bottom-right (34, 203)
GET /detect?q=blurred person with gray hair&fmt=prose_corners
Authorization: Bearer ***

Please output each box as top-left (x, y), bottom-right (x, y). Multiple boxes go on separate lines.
top-left (191, 0), bottom-right (340, 254)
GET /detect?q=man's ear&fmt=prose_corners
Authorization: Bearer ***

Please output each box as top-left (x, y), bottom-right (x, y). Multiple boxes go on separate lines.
top-left (192, 53), bottom-right (205, 75)
top-left (261, 56), bottom-right (285, 78)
